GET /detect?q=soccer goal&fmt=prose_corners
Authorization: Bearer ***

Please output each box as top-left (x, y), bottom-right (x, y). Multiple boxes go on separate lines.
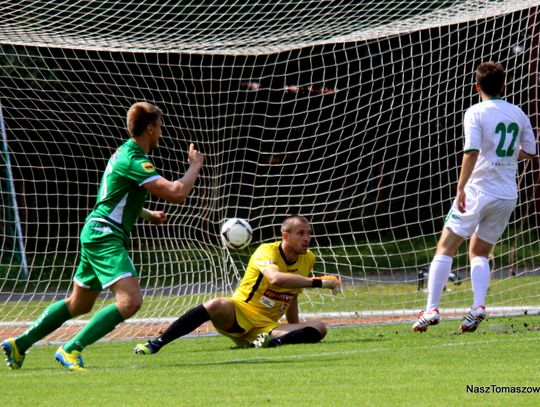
top-left (0, 1), bottom-right (539, 342)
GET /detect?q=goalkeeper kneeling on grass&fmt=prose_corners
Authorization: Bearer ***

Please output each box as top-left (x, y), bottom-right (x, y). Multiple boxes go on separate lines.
top-left (135, 215), bottom-right (341, 353)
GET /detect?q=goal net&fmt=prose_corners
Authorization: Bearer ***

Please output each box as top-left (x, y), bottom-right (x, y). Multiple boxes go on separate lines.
top-left (0, 0), bottom-right (539, 342)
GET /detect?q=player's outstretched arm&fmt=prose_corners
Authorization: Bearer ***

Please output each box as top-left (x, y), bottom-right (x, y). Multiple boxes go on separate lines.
top-left (312, 275), bottom-right (342, 294)
top-left (144, 143), bottom-right (204, 204)
top-left (263, 266), bottom-right (313, 288)
top-left (263, 267), bottom-right (341, 293)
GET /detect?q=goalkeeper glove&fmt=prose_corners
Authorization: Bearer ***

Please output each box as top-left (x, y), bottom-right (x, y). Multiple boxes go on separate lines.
top-left (312, 275), bottom-right (341, 294)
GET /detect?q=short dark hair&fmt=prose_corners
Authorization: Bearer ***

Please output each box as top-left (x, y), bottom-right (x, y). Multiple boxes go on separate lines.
top-left (281, 215), bottom-right (310, 233)
top-left (127, 102), bottom-right (162, 137)
top-left (475, 62), bottom-right (505, 97)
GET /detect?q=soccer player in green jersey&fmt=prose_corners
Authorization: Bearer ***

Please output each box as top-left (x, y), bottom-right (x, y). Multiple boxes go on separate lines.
top-left (134, 215), bottom-right (341, 354)
top-left (1, 102), bottom-right (204, 371)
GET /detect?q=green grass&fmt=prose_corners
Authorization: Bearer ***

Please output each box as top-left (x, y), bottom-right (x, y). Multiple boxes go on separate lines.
top-left (3, 315), bottom-right (540, 406)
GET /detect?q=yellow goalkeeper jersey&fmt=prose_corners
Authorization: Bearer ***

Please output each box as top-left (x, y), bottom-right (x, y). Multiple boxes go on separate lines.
top-left (231, 241), bottom-right (316, 322)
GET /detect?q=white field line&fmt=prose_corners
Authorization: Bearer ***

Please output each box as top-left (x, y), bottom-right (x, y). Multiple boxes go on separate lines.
top-left (2, 306), bottom-right (539, 327)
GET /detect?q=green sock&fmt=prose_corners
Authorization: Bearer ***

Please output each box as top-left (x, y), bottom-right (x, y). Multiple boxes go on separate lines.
top-left (63, 304), bottom-right (124, 352)
top-left (16, 299), bottom-right (72, 353)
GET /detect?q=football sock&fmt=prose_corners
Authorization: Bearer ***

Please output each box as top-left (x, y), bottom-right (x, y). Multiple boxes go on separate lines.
top-left (151, 304), bottom-right (211, 350)
top-left (269, 327), bottom-right (322, 347)
top-left (15, 299), bottom-right (72, 353)
top-left (470, 256), bottom-right (490, 309)
top-left (426, 254), bottom-right (453, 312)
top-left (63, 304), bottom-right (124, 352)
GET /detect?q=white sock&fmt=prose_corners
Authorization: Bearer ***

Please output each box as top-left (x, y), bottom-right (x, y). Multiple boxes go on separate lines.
top-left (426, 254), bottom-right (453, 312)
top-left (471, 256), bottom-right (490, 309)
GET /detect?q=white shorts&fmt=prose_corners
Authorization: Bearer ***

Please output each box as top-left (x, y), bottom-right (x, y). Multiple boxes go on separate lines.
top-left (444, 187), bottom-right (516, 245)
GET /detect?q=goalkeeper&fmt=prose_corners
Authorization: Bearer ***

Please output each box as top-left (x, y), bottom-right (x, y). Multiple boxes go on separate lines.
top-left (134, 215), bottom-right (341, 353)
top-left (1, 102), bottom-right (204, 371)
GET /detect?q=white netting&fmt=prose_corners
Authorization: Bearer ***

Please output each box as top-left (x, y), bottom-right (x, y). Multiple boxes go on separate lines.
top-left (0, 0), bottom-right (539, 341)
top-left (0, 1), bottom-right (538, 53)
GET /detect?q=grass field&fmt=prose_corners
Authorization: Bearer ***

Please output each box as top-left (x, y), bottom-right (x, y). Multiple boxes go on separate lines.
top-left (2, 315), bottom-right (540, 407)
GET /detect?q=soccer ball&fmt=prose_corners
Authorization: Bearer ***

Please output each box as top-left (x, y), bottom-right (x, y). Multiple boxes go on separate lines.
top-left (220, 218), bottom-right (253, 250)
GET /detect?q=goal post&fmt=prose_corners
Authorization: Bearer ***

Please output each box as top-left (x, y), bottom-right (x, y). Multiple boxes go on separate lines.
top-left (0, 1), bottom-right (539, 342)
top-left (0, 101), bottom-right (28, 280)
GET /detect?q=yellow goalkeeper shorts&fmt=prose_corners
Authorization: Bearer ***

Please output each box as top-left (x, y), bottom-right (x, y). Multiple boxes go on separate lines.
top-left (216, 298), bottom-right (280, 347)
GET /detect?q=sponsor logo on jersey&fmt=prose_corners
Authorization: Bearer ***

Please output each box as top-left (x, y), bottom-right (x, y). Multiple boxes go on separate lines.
top-left (259, 295), bottom-right (275, 308)
top-left (262, 288), bottom-right (296, 303)
top-left (142, 162), bottom-right (155, 172)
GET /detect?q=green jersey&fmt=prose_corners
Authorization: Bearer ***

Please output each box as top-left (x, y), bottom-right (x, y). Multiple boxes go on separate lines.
top-left (86, 138), bottom-right (161, 239)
